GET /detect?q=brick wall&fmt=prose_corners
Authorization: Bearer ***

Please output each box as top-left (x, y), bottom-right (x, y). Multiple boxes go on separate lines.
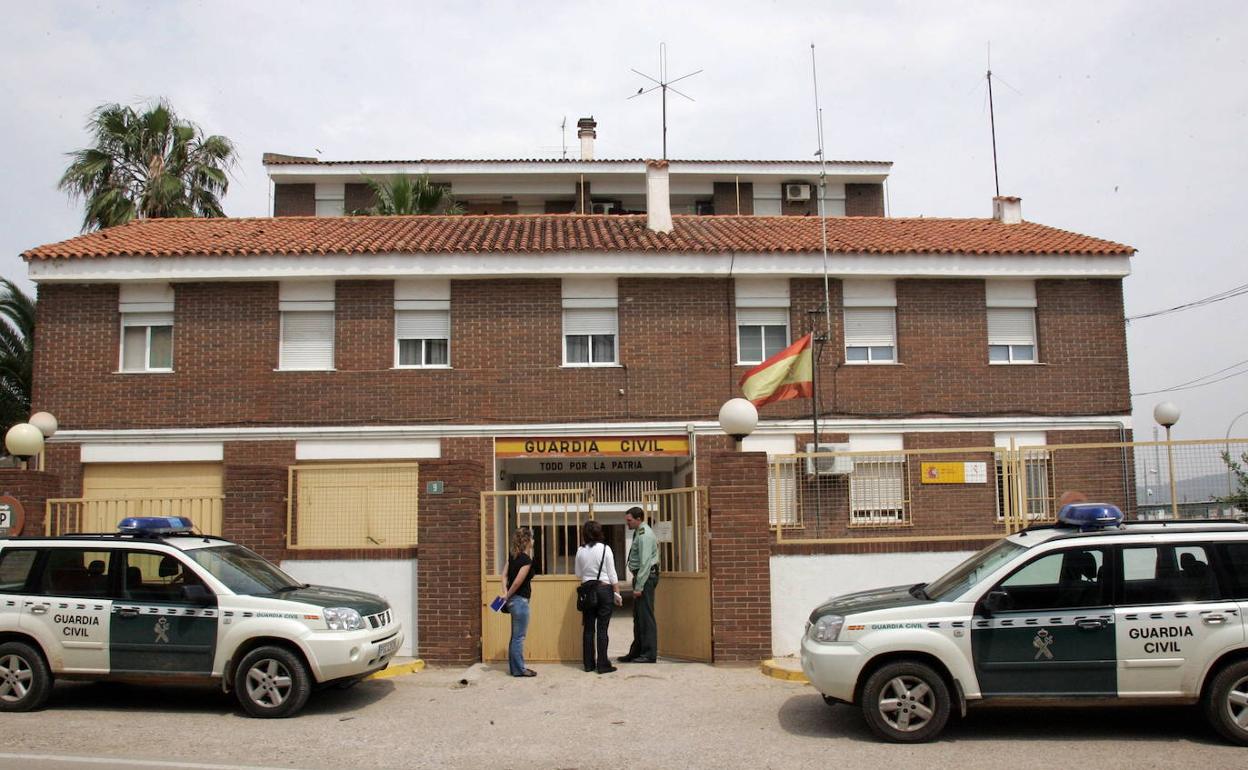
top-left (32, 276), bottom-right (1128, 431)
top-left (0, 470), bottom-right (60, 536)
top-left (222, 441), bottom-right (295, 561)
top-left (713, 182), bottom-right (754, 215)
top-left (415, 459), bottom-right (485, 665)
top-left (274, 184), bottom-right (315, 216)
top-left (702, 450), bottom-right (771, 662)
top-left (845, 183), bottom-right (885, 216)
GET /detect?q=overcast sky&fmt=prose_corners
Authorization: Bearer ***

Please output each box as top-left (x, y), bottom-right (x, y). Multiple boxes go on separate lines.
top-left (2, 0), bottom-right (1246, 443)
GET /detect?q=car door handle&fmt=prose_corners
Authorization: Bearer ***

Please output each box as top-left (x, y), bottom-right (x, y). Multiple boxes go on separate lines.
top-left (29, 605), bottom-right (48, 616)
top-left (1201, 614), bottom-right (1228, 625)
top-left (118, 608), bottom-right (139, 618)
top-left (1075, 618), bottom-right (1107, 631)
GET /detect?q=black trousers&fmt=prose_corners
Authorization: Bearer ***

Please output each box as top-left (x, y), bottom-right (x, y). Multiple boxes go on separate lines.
top-left (626, 573), bottom-right (659, 660)
top-left (581, 583), bottom-right (613, 671)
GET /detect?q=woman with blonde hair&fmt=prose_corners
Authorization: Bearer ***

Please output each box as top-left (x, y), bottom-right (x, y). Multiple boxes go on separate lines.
top-left (502, 527), bottom-right (536, 677)
top-left (575, 519), bottom-right (622, 674)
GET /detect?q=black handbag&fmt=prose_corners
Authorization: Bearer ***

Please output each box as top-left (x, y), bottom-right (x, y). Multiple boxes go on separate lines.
top-left (576, 546), bottom-right (608, 612)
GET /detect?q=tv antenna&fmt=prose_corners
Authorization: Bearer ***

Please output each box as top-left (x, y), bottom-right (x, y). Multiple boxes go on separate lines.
top-left (628, 42), bottom-right (702, 159)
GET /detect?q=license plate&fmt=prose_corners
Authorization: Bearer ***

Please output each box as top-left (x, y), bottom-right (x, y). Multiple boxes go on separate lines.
top-left (377, 639), bottom-right (398, 657)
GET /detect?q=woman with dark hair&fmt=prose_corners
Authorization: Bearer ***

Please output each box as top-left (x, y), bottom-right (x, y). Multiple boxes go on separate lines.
top-left (503, 527), bottom-right (536, 677)
top-left (575, 519), bottom-right (622, 674)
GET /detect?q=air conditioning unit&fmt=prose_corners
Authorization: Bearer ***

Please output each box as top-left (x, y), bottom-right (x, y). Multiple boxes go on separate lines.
top-left (805, 443), bottom-right (853, 476)
top-left (785, 183), bottom-right (811, 201)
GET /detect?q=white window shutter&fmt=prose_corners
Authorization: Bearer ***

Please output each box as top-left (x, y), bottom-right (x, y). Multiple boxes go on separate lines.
top-left (844, 308), bottom-right (896, 346)
top-left (396, 310), bottom-right (450, 339)
top-left (737, 308), bottom-right (788, 326)
top-left (281, 311), bottom-right (334, 369)
top-left (564, 308), bottom-right (617, 336)
top-left (987, 308), bottom-right (1036, 345)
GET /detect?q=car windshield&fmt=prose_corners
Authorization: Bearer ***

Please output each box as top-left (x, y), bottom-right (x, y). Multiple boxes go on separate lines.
top-left (924, 538), bottom-right (1028, 601)
top-left (185, 545), bottom-right (302, 595)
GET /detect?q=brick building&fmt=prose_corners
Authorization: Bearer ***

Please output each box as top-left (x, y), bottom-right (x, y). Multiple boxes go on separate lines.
top-left (18, 151), bottom-right (1135, 663)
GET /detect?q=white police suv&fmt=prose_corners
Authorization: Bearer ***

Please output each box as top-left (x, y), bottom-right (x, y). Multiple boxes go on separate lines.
top-left (0, 517), bottom-right (403, 717)
top-left (801, 504), bottom-right (1248, 744)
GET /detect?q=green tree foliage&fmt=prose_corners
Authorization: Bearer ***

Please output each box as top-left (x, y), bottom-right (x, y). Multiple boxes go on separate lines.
top-left (0, 279), bottom-right (35, 436)
top-left (58, 99), bottom-right (237, 231)
top-left (1219, 450), bottom-right (1248, 510)
top-left (355, 175), bottom-right (463, 216)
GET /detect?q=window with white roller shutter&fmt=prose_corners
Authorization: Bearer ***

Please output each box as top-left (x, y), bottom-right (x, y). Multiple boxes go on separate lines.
top-left (563, 278), bottom-right (617, 366)
top-left (843, 279), bottom-right (896, 364)
top-left (986, 280), bottom-right (1038, 364)
top-left (279, 281), bottom-right (335, 370)
top-left (118, 284), bottom-right (174, 372)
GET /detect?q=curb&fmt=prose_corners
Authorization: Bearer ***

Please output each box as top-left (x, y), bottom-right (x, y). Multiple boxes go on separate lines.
top-left (369, 659), bottom-right (426, 680)
top-left (760, 658), bottom-right (808, 683)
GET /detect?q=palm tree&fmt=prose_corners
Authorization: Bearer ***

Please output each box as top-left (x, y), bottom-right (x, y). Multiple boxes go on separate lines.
top-left (0, 279), bottom-right (36, 436)
top-left (355, 175), bottom-right (463, 215)
top-left (58, 99), bottom-right (237, 231)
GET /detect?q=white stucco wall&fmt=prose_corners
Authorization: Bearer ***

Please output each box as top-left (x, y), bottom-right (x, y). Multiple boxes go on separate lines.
top-left (770, 552), bottom-right (975, 657)
top-left (280, 559), bottom-right (416, 657)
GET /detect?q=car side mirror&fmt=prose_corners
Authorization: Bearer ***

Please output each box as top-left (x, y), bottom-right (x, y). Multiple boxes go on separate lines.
top-left (182, 584), bottom-right (214, 605)
top-left (981, 589), bottom-right (1010, 617)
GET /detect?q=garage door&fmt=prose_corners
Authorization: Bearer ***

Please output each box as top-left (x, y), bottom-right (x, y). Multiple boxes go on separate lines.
top-left (81, 463), bottom-right (224, 535)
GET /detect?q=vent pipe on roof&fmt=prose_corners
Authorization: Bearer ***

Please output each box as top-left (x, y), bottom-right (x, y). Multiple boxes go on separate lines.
top-left (992, 196), bottom-right (1022, 225)
top-left (577, 117), bottom-right (597, 161)
top-left (646, 160), bottom-right (673, 233)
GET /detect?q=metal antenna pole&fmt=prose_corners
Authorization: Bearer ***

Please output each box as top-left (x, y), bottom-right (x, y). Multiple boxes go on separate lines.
top-left (987, 44), bottom-right (1001, 197)
top-left (628, 43), bottom-right (702, 160)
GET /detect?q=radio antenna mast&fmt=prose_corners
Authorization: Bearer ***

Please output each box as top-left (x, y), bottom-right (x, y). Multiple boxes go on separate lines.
top-left (987, 43), bottom-right (1001, 197)
top-left (628, 42), bottom-right (702, 159)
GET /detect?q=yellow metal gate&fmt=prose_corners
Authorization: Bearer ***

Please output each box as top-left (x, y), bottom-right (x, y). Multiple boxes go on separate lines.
top-left (644, 487), bottom-right (712, 662)
top-left (481, 489), bottom-right (594, 662)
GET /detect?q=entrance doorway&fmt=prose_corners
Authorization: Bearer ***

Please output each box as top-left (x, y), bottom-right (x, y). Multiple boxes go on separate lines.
top-left (479, 486), bottom-right (711, 664)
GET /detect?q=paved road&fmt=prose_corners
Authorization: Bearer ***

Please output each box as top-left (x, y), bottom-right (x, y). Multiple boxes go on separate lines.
top-left (2, 661), bottom-right (1242, 769)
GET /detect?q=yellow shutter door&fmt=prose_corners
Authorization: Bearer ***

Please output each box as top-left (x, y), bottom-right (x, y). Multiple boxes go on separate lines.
top-left (81, 463), bottom-right (224, 534)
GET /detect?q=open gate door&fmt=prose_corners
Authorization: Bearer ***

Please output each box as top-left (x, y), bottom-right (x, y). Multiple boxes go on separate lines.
top-left (481, 488), bottom-right (594, 662)
top-left (645, 487), bottom-right (712, 662)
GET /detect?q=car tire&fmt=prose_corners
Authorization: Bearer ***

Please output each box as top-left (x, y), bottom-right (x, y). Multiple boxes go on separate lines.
top-left (860, 660), bottom-right (951, 743)
top-left (233, 646), bottom-right (312, 719)
top-left (1203, 659), bottom-right (1248, 746)
top-left (0, 641), bottom-right (52, 713)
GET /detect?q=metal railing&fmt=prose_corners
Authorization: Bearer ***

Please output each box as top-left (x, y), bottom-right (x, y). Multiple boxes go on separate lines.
top-left (769, 438), bottom-right (1248, 546)
top-left (45, 496), bottom-right (224, 536)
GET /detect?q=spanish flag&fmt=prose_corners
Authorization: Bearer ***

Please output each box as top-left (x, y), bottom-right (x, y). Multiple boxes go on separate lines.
top-left (739, 333), bottom-right (814, 407)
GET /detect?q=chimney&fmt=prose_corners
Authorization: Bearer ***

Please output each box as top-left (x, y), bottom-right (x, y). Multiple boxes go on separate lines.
top-left (646, 160), bottom-right (673, 233)
top-left (577, 116), bottom-right (597, 161)
top-left (992, 195), bottom-right (1022, 225)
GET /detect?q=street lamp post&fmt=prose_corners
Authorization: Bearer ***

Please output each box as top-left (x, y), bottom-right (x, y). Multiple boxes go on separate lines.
top-left (1154, 401), bottom-right (1181, 519)
top-left (718, 398), bottom-right (758, 451)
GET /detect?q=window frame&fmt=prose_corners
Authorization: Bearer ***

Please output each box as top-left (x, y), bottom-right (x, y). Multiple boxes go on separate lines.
top-left (278, 309), bottom-right (336, 371)
top-left (562, 308), bottom-right (618, 367)
top-left (843, 306), bottom-right (897, 365)
top-left (736, 307), bottom-right (790, 365)
top-left (394, 309), bottom-right (451, 369)
top-left (119, 317), bottom-right (174, 373)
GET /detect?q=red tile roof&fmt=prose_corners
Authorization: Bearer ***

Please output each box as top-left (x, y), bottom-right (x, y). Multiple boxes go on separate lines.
top-left (22, 215), bottom-right (1134, 261)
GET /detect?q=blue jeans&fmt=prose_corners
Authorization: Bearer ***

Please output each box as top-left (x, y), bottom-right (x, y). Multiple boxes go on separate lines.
top-left (507, 595), bottom-right (531, 675)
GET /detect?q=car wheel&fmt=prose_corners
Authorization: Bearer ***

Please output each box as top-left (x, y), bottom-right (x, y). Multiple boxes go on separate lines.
top-left (1203, 660), bottom-right (1248, 746)
top-left (233, 646), bottom-right (311, 718)
top-left (860, 660), bottom-right (951, 743)
top-left (0, 642), bottom-right (52, 712)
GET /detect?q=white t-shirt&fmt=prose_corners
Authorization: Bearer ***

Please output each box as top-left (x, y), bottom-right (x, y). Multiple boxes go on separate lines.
top-left (575, 542), bottom-right (619, 586)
